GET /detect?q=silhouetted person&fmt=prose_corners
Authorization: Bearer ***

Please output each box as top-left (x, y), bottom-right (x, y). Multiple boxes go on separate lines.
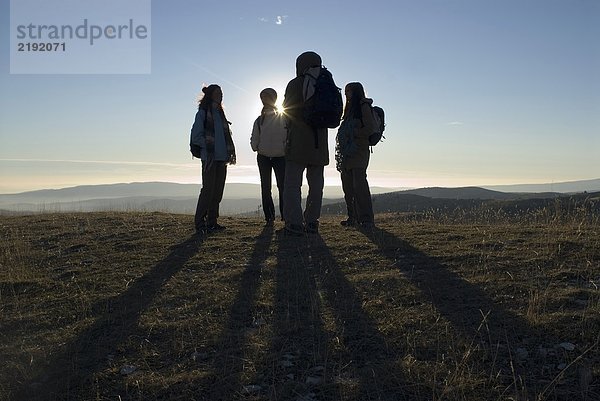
top-left (190, 84), bottom-right (236, 233)
top-left (250, 88), bottom-right (287, 226)
top-left (336, 82), bottom-right (376, 227)
top-left (282, 51), bottom-right (335, 235)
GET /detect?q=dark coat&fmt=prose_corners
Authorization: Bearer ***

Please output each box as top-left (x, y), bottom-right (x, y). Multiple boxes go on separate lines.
top-left (340, 99), bottom-right (376, 169)
top-left (282, 52), bottom-right (330, 166)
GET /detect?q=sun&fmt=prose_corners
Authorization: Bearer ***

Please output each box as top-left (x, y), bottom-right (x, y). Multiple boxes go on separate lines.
top-left (276, 102), bottom-right (285, 114)
top-left (252, 84), bottom-right (286, 115)
top-left (275, 92), bottom-right (285, 114)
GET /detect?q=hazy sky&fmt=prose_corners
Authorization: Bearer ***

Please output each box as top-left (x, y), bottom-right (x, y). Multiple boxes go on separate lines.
top-left (1, 0), bottom-right (598, 193)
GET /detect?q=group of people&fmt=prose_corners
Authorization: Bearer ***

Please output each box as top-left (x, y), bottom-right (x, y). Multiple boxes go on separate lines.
top-left (190, 51), bottom-right (377, 236)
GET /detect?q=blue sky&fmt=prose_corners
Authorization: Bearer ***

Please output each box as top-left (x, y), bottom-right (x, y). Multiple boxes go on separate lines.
top-left (1, 0), bottom-right (598, 193)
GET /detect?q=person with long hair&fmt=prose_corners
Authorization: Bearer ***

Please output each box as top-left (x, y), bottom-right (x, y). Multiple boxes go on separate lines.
top-left (335, 82), bottom-right (376, 228)
top-left (250, 88), bottom-right (287, 226)
top-left (190, 84), bottom-right (236, 234)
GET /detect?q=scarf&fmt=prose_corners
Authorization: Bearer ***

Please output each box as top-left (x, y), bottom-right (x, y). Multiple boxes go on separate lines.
top-left (203, 106), bottom-right (236, 165)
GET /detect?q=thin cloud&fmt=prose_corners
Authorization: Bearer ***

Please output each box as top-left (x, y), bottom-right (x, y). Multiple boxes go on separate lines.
top-left (0, 159), bottom-right (260, 176)
top-left (447, 121), bottom-right (464, 126)
top-left (187, 60), bottom-right (249, 93)
top-left (0, 158), bottom-right (195, 168)
top-left (258, 15), bottom-right (288, 25)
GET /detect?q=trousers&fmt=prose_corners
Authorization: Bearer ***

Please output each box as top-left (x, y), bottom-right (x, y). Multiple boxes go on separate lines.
top-left (283, 160), bottom-right (324, 227)
top-left (257, 154), bottom-right (286, 221)
top-left (340, 166), bottom-right (374, 224)
top-left (194, 160), bottom-right (227, 228)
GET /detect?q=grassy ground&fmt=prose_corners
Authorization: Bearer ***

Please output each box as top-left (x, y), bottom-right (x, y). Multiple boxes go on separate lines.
top-left (0, 210), bottom-right (598, 401)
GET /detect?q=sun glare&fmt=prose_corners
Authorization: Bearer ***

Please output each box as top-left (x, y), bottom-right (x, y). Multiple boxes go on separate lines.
top-left (275, 90), bottom-right (285, 113)
top-left (250, 84), bottom-right (286, 118)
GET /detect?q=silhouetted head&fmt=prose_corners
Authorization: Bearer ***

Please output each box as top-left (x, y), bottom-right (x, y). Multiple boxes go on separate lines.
top-left (343, 82), bottom-right (366, 120)
top-left (296, 51), bottom-right (321, 76)
top-left (198, 84), bottom-right (223, 110)
top-left (260, 88), bottom-right (277, 107)
top-left (344, 82), bottom-right (366, 101)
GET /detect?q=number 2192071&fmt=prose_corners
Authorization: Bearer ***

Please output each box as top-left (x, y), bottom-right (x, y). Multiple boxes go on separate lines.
top-left (18, 42), bottom-right (66, 51)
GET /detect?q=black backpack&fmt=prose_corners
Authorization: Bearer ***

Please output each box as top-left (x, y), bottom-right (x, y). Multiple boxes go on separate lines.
top-left (303, 67), bottom-right (343, 129)
top-left (190, 110), bottom-right (207, 158)
top-left (190, 143), bottom-right (202, 158)
top-left (368, 106), bottom-right (385, 146)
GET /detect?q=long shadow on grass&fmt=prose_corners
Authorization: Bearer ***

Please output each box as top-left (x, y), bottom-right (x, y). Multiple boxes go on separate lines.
top-left (310, 234), bottom-right (421, 401)
top-left (360, 226), bottom-right (553, 394)
top-left (199, 224), bottom-right (274, 399)
top-left (251, 233), bottom-right (336, 400)
top-left (15, 235), bottom-right (203, 401)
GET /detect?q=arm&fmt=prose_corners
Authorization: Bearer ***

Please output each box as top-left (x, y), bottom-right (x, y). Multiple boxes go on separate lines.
top-left (282, 79), bottom-right (302, 120)
top-left (190, 109), bottom-right (207, 148)
top-left (250, 116), bottom-right (260, 152)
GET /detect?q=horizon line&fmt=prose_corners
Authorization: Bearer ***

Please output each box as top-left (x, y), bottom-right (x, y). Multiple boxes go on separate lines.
top-left (1, 178), bottom-right (599, 196)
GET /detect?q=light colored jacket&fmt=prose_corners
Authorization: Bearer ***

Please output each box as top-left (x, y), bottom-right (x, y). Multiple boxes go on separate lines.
top-left (250, 109), bottom-right (287, 157)
top-left (190, 106), bottom-right (236, 163)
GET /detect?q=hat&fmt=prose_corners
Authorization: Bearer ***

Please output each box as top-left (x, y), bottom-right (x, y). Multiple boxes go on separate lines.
top-left (296, 51), bottom-right (322, 76)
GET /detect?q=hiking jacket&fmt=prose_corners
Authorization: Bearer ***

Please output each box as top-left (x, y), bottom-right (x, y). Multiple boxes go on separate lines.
top-left (282, 52), bottom-right (329, 166)
top-left (190, 106), bottom-right (236, 164)
top-left (340, 99), bottom-right (376, 169)
top-left (250, 109), bottom-right (287, 158)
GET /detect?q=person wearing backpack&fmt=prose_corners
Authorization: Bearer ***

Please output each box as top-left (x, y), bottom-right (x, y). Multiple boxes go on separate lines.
top-left (336, 82), bottom-right (376, 228)
top-left (250, 88), bottom-right (287, 226)
top-left (189, 84), bottom-right (236, 234)
top-left (281, 51), bottom-right (342, 236)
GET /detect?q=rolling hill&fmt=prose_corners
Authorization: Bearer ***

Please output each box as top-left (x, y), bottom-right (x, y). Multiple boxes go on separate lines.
top-left (1, 179), bottom-right (598, 215)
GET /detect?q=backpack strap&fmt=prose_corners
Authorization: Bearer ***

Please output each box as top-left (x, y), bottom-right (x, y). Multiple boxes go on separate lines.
top-left (302, 67), bottom-right (320, 100)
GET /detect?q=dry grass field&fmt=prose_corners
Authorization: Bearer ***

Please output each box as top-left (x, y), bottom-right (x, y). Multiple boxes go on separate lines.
top-left (1, 207), bottom-right (598, 400)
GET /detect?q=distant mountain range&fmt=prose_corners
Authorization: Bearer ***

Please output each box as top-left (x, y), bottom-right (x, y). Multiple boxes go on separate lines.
top-left (1, 179), bottom-right (598, 215)
top-left (400, 186), bottom-right (560, 200)
top-left (0, 181), bottom-right (403, 202)
top-left (0, 182), bottom-right (401, 215)
top-left (483, 178), bottom-right (600, 193)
